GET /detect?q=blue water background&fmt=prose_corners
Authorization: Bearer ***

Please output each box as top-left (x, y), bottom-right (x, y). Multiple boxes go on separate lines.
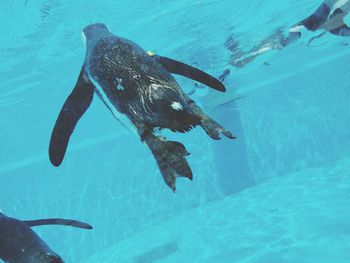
top-left (1, 0), bottom-right (350, 262)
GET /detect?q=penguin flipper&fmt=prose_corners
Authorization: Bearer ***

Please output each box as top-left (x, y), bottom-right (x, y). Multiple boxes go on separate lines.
top-left (23, 219), bottom-right (93, 229)
top-left (152, 55), bottom-right (226, 92)
top-left (49, 68), bottom-right (95, 167)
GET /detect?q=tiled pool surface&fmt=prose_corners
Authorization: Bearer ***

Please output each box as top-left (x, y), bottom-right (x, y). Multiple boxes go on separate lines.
top-left (81, 156), bottom-right (350, 263)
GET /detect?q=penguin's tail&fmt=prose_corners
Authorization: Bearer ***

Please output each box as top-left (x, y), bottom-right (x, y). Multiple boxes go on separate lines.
top-left (168, 110), bottom-right (201, 133)
top-left (154, 98), bottom-right (202, 133)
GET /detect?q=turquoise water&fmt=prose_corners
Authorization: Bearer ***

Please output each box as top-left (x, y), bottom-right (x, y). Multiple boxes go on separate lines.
top-left (1, 0), bottom-right (350, 262)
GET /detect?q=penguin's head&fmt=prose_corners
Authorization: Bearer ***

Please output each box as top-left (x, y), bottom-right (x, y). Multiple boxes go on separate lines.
top-left (82, 23), bottom-right (111, 42)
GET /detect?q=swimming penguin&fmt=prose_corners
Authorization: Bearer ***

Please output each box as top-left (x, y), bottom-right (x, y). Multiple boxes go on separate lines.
top-left (49, 23), bottom-right (235, 192)
top-left (0, 212), bottom-right (92, 263)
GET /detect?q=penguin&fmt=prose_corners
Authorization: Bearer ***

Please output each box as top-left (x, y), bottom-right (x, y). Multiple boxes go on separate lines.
top-left (49, 23), bottom-right (235, 192)
top-left (0, 212), bottom-right (92, 263)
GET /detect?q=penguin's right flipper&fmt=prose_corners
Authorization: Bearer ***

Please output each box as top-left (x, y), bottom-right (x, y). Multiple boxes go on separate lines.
top-left (152, 55), bottom-right (226, 92)
top-left (24, 218), bottom-right (93, 229)
top-left (49, 68), bottom-right (95, 167)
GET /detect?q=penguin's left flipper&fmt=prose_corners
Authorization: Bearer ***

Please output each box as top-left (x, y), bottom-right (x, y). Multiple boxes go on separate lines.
top-left (152, 55), bottom-right (226, 92)
top-left (23, 219), bottom-right (93, 229)
top-left (49, 68), bottom-right (95, 167)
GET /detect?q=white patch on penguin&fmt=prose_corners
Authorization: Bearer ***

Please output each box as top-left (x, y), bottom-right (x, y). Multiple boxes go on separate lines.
top-left (148, 83), bottom-right (163, 102)
top-left (150, 83), bottom-right (162, 90)
top-left (171, 101), bottom-right (183, 111)
top-left (115, 77), bottom-right (124, 91)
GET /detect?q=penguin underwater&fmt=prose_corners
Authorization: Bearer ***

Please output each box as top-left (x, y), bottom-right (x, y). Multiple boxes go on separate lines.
top-left (0, 211), bottom-right (92, 263)
top-left (49, 23), bottom-right (235, 191)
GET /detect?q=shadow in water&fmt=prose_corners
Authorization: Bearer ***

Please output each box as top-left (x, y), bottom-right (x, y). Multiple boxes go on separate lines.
top-left (134, 241), bottom-right (178, 263)
top-left (211, 100), bottom-right (255, 195)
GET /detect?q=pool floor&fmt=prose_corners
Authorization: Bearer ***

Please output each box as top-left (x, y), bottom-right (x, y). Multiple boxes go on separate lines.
top-left (81, 155), bottom-right (350, 263)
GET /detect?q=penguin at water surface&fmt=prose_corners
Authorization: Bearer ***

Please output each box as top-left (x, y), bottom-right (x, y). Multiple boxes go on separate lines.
top-left (0, 211), bottom-right (92, 263)
top-left (49, 23), bottom-right (235, 192)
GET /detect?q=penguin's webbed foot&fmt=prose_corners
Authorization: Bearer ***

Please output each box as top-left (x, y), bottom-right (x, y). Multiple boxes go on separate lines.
top-left (155, 140), bottom-right (192, 192)
top-left (186, 99), bottom-right (236, 141)
top-left (201, 117), bottom-right (236, 140)
top-left (144, 134), bottom-right (192, 192)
